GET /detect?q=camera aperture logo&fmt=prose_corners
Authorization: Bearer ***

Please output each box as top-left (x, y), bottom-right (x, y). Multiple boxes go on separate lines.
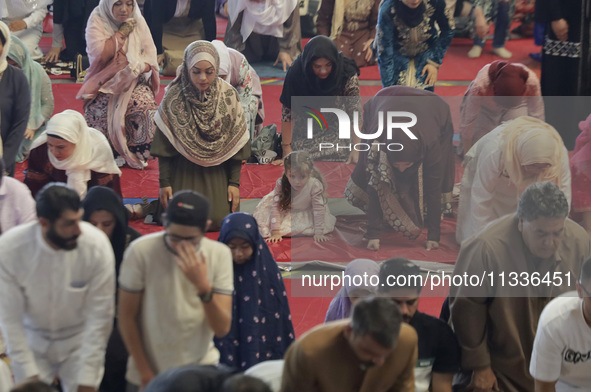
top-left (303, 107), bottom-right (419, 152)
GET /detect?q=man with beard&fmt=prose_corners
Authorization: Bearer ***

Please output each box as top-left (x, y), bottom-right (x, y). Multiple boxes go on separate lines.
top-left (378, 258), bottom-right (460, 392)
top-left (450, 181), bottom-right (591, 392)
top-left (0, 183), bottom-right (115, 392)
top-left (281, 296), bottom-right (417, 392)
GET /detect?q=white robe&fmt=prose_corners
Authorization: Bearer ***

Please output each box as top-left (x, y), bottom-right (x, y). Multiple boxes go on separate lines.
top-left (456, 123), bottom-right (572, 244)
top-left (0, 0), bottom-right (49, 60)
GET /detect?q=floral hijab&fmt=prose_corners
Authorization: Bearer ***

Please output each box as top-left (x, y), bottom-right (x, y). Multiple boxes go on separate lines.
top-left (154, 41), bottom-right (248, 167)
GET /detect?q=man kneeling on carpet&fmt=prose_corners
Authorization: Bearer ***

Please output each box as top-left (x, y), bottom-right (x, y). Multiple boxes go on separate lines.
top-left (281, 296), bottom-right (417, 392)
top-left (118, 190), bottom-right (234, 391)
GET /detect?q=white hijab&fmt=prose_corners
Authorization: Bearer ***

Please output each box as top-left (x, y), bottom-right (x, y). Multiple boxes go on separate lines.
top-left (229, 0), bottom-right (298, 42)
top-left (31, 110), bottom-right (122, 198)
top-left (1, 0), bottom-right (50, 21)
top-left (211, 40), bottom-right (232, 83)
top-left (0, 21), bottom-right (11, 74)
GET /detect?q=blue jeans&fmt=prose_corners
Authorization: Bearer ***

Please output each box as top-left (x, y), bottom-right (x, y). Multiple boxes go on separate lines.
top-left (474, 1), bottom-right (511, 48)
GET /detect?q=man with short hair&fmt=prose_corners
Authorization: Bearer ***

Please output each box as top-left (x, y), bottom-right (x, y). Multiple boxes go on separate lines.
top-left (450, 181), bottom-right (591, 392)
top-left (118, 191), bottom-right (233, 392)
top-left (0, 183), bottom-right (116, 392)
top-left (530, 256), bottom-right (591, 392)
top-left (0, 157), bottom-right (36, 234)
top-left (378, 258), bottom-right (461, 392)
top-left (281, 296), bottom-right (417, 392)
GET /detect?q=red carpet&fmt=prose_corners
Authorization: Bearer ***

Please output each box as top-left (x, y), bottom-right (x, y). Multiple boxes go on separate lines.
top-left (439, 37), bottom-right (541, 81)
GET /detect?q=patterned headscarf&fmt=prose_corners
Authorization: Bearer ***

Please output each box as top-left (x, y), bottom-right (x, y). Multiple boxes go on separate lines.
top-left (216, 212), bottom-right (295, 370)
top-left (154, 41), bottom-right (249, 167)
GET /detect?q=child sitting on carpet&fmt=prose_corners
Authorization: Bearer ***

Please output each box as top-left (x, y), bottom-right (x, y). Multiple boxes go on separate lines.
top-left (253, 151), bottom-right (336, 243)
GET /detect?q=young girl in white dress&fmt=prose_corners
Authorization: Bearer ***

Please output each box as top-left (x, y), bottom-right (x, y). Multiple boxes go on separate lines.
top-left (253, 151), bottom-right (337, 243)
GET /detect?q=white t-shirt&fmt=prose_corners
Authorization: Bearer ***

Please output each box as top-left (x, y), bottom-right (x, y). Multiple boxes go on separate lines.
top-left (530, 293), bottom-right (591, 391)
top-left (119, 232), bottom-right (234, 386)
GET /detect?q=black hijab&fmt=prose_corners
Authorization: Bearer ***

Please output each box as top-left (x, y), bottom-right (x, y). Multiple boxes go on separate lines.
top-left (82, 186), bottom-right (130, 268)
top-left (394, 0), bottom-right (426, 28)
top-left (279, 35), bottom-right (360, 109)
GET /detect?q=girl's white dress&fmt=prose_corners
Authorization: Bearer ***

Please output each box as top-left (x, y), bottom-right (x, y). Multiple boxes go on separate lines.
top-left (254, 177), bottom-right (337, 237)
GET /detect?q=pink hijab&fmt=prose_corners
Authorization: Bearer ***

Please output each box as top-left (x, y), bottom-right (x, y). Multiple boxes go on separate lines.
top-left (571, 114), bottom-right (591, 181)
top-left (77, 0), bottom-right (159, 169)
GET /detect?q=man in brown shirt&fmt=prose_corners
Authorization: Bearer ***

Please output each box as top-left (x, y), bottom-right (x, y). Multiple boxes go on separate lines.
top-left (281, 296), bottom-right (417, 392)
top-left (451, 181), bottom-right (591, 392)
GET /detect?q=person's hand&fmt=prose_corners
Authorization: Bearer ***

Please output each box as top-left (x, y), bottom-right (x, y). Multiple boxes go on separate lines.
top-left (139, 369), bottom-right (155, 392)
top-left (551, 18), bottom-right (569, 41)
top-left (159, 186), bottom-right (173, 209)
top-left (77, 386), bottom-right (96, 392)
top-left (362, 39), bottom-right (374, 63)
top-left (272, 145), bottom-right (291, 166)
top-left (367, 239), bottom-right (380, 251)
top-left (421, 64), bottom-right (438, 86)
top-left (157, 53), bottom-right (165, 68)
top-left (175, 241), bottom-right (211, 293)
top-left (266, 232), bottom-right (283, 243)
top-left (426, 240), bottom-right (439, 251)
top-left (45, 47), bottom-right (62, 63)
top-left (228, 185), bottom-right (240, 213)
top-left (274, 51), bottom-right (293, 72)
top-left (314, 234), bottom-right (329, 242)
top-left (118, 18), bottom-right (136, 36)
top-left (24, 128), bottom-right (36, 140)
top-left (346, 150), bottom-right (359, 165)
top-left (8, 20), bottom-right (27, 32)
top-left (469, 367), bottom-right (500, 392)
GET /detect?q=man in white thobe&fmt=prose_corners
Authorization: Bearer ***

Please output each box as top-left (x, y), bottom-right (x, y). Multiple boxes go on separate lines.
top-left (0, 183), bottom-right (115, 392)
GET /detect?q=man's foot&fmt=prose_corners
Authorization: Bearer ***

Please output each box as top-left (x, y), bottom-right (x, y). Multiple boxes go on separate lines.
top-left (492, 47), bottom-right (512, 58)
top-left (467, 45), bottom-right (483, 58)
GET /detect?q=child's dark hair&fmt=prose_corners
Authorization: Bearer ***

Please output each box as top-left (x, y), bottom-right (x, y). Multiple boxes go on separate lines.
top-left (279, 151), bottom-right (327, 210)
top-left (0, 29), bottom-right (5, 46)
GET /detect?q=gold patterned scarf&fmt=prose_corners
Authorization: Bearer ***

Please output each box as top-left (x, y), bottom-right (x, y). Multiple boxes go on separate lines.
top-left (154, 41), bottom-right (248, 167)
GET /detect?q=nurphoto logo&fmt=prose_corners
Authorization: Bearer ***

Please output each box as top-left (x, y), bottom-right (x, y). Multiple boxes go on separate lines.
top-left (304, 107), bottom-right (419, 152)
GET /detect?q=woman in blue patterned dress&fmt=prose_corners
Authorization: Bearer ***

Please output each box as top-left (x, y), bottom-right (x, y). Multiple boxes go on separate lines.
top-left (375, 0), bottom-right (455, 90)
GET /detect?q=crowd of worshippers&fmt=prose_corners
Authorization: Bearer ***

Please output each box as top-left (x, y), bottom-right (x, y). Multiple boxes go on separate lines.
top-left (1, 181), bottom-right (591, 392)
top-left (1, 0), bottom-right (591, 391)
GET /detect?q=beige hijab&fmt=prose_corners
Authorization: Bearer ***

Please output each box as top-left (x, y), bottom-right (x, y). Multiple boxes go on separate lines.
top-left (500, 116), bottom-right (565, 191)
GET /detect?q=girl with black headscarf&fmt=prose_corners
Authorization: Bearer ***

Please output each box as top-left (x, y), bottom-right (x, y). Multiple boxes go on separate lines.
top-left (279, 36), bottom-right (361, 163)
top-left (215, 212), bottom-right (295, 371)
top-left (82, 186), bottom-right (141, 392)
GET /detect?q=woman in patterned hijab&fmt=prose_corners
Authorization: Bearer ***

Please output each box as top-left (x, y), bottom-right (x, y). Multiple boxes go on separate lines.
top-left (151, 40), bottom-right (250, 230)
